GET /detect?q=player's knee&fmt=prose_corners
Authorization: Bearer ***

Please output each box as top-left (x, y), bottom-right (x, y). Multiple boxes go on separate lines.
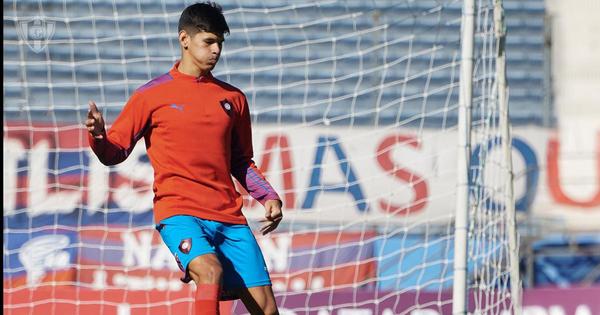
top-left (261, 302), bottom-right (278, 315)
top-left (254, 297), bottom-right (278, 315)
top-left (188, 257), bottom-right (222, 284)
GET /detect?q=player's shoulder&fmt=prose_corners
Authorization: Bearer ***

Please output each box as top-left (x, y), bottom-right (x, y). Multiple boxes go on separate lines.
top-left (211, 76), bottom-right (246, 99)
top-left (135, 72), bottom-right (175, 94)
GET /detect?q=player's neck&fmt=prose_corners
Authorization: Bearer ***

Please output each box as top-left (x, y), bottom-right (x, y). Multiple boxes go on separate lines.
top-left (178, 57), bottom-right (210, 78)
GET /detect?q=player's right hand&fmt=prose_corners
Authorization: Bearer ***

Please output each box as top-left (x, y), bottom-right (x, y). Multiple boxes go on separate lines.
top-left (86, 100), bottom-right (106, 139)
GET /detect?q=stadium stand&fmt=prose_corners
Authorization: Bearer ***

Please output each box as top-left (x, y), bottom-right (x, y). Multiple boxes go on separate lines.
top-left (3, 0), bottom-right (546, 126)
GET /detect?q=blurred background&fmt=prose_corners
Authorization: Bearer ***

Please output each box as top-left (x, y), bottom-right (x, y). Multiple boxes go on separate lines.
top-left (3, 0), bottom-right (599, 314)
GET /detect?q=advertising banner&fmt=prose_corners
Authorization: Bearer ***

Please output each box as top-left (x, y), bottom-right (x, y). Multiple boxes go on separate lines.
top-left (4, 286), bottom-right (598, 315)
top-left (4, 123), bottom-right (599, 231)
top-left (3, 122), bottom-right (599, 311)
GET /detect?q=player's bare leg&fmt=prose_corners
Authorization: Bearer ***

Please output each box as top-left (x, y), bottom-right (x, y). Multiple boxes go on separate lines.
top-left (188, 254), bottom-right (223, 315)
top-left (237, 285), bottom-right (278, 315)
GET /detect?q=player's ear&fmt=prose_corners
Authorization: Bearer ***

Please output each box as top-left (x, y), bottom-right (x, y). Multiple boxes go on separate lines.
top-left (179, 30), bottom-right (189, 50)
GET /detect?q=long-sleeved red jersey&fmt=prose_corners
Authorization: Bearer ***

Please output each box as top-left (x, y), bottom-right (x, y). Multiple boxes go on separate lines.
top-left (89, 61), bottom-right (280, 225)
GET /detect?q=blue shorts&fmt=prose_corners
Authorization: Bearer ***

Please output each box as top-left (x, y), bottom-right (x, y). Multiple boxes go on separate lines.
top-left (155, 215), bottom-right (271, 299)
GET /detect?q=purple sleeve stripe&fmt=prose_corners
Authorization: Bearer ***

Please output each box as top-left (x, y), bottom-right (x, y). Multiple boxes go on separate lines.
top-left (247, 167), bottom-right (271, 193)
top-left (247, 167), bottom-right (279, 202)
top-left (136, 72), bottom-right (173, 93)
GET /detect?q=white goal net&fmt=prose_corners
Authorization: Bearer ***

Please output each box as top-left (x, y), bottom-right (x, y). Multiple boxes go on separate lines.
top-left (3, 0), bottom-right (517, 314)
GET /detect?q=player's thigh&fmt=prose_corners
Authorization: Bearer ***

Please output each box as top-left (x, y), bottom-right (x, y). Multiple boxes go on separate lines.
top-left (187, 252), bottom-right (223, 284)
top-left (237, 285), bottom-right (278, 315)
top-left (156, 215), bottom-right (215, 281)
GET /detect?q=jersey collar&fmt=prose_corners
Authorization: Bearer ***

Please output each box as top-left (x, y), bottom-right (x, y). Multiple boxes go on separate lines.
top-left (169, 60), bottom-right (213, 82)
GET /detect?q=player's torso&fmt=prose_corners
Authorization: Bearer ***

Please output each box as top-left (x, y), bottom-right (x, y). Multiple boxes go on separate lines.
top-left (142, 79), bottom-right (240, 168)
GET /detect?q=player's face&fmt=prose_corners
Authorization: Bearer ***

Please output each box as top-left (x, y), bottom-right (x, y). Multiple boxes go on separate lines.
top-left (187, 31), bottom-right (224, 73)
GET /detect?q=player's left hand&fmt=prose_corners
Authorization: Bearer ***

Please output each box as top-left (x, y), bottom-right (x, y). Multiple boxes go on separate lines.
top-left (260, 199), bottom-right (283, 235)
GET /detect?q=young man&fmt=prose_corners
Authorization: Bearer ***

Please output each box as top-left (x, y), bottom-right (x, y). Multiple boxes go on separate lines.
top-left (85, 2), bottom-right (282, 314)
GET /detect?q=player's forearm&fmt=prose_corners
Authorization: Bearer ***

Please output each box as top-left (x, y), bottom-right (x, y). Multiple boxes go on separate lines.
top-left (246, 167), bottom-right (281, 204)
top-left (232, 162), bottom-right (281, 204)
top-left (88, 132), bottom-right (129, 166)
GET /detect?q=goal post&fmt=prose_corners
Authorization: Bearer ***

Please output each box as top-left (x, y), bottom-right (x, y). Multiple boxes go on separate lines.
top-left (453, 0), bottom-right (520, 313)
top-left (3, 0), bottom-right (520, 314)
top-left (452, 0), bottom-right (475, 312)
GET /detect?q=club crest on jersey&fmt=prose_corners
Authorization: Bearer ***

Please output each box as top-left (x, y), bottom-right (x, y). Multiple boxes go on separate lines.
top-left (219, 99), bottom-right (233, 116)
top-left (178, 238), bottom-right (192, 254)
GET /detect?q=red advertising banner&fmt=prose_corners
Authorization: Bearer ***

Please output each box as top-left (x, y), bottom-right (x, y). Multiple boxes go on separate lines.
top-left (4, 285), bottom-right (232, 315)
top-left (5, 286), bottom-right (598, 315)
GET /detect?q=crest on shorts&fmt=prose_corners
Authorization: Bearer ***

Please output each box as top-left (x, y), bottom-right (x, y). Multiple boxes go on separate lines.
top-left (17, 17), bottom-right (56, 53)
top-left (178, 238), bottom-right (192, 254)
top-left (219, 99), bottom-right (233, 117)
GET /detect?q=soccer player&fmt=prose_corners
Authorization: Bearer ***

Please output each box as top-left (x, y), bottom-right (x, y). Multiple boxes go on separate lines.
top-left (85, 2), bottom-right (282, 315)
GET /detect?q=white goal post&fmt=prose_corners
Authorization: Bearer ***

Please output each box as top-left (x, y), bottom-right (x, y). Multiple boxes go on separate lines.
top-left (453, 0), bottom-right (520, 313)
top-left (3, 0), bottom-right (519, 314)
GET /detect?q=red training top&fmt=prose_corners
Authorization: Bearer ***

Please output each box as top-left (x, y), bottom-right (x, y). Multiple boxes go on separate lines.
top-left (88, 61), bottom-right (280, 225)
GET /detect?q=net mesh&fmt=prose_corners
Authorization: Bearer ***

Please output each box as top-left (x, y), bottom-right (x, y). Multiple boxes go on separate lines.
top-left (3, 0), bottom-right (515, 314)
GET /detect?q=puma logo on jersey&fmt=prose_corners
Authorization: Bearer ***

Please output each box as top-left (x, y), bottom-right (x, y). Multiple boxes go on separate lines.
top-left (170, 104), bottom-right (184, 111)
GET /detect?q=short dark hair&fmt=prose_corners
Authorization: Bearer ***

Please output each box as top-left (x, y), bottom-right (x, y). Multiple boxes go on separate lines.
top-left (178, 2), bottom-right (230, 36)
